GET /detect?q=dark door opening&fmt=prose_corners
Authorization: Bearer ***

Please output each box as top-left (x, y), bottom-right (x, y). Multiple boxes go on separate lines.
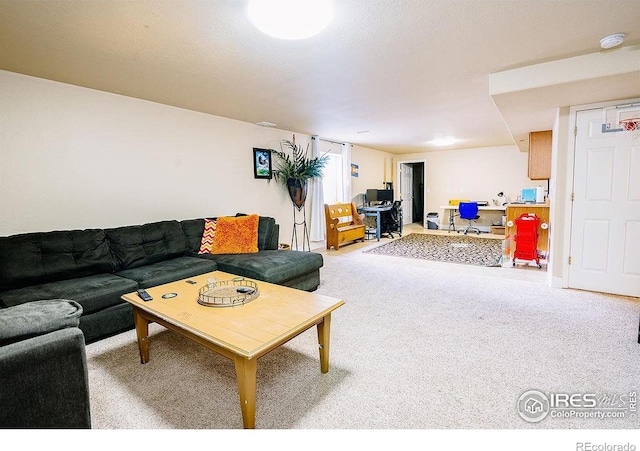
top-left (410, 162), bottom-right (424, 226)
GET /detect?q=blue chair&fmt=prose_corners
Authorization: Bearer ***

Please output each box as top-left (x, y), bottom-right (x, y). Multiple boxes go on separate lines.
top-left (457, 202), bottom-right (481, 235)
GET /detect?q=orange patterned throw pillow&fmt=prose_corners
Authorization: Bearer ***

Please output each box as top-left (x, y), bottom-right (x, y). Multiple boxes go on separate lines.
top-left (198, 219), bottom-right (217, 254)
top-left (210, 214), bottom-right (259, 255)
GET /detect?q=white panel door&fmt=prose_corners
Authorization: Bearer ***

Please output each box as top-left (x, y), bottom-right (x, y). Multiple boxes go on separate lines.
top-left (569, 108), bottom-right (640, 297)
top-left (400, 163), bottom-right (413, 225)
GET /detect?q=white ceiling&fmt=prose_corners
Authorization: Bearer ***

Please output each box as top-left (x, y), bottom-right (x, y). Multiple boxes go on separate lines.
top-left (1, 0), bottom-right (639, 154)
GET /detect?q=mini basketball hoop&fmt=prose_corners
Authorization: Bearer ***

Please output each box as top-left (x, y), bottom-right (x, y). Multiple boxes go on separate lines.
top-left (602, 104), bottom-right (640, 138)
top-left (619, 117), bottom-right (640, 139)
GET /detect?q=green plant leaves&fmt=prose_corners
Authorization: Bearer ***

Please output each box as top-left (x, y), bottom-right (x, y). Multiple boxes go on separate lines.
top-left (271, 137), bottom-right (329, 185)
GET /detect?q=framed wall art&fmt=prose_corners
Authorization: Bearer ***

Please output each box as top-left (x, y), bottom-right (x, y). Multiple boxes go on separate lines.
top-left (253, 148), bottom-right (272, 179)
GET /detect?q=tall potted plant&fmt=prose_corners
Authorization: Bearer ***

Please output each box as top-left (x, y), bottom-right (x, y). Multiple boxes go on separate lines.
top-left (272, 135), bottom-right (329, 210)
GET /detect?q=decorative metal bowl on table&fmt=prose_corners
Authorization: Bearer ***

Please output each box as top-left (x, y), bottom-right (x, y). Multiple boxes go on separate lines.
top-left (197, 277), bottom-right (259, 307)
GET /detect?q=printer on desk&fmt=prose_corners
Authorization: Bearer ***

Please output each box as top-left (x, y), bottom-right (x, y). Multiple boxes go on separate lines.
top-left (521, 186), bottom-right (545, 203)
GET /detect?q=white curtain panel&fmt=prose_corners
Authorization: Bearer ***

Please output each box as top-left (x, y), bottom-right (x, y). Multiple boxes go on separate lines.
top-left (309, 135), bottom-right (325, 242)
top-left (342, 142), bottom-right (352, 202)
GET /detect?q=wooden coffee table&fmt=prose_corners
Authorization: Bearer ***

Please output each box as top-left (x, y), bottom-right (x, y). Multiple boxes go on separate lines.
top-left (121, 271), bottom-right (344, 429)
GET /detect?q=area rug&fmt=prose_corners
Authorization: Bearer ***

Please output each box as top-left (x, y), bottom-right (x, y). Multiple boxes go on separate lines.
top-left (364, 233), bottom-right (503, 266)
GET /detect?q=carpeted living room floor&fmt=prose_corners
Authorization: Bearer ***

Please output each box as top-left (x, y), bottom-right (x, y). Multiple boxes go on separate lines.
top-left (85, 225), bottom-right (640, 432)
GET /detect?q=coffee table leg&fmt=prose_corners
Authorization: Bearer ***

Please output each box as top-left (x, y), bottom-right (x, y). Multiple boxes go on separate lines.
top-left (317, 313), bottom-right (332, 373)
top-left (133, 307), bottom-right (150, 364)
top-left (233, 356), bottom-right (257, 429)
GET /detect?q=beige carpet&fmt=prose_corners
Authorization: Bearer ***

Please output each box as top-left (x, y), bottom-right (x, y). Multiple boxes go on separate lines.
top-left (86, 235), bottom-right (640, 431)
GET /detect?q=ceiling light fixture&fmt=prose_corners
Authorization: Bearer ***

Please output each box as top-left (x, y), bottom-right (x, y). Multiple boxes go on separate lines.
top-left (600, 33), bottom-right (625, 49)
top-left (430, 137), bottom-right (457, 146)
top-left (247, 0), bottom-right (334, 40)
top-left (255, 121), bottom-right (277, 127)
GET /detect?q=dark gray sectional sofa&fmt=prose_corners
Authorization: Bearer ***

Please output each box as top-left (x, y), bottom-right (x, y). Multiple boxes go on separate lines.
top-left (0, 299), bottom-right (91, 428)
top-left (0, 215), bottom-right (323, 343)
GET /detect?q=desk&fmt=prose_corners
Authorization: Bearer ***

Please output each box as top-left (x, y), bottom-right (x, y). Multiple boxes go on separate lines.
top-left (359, 205), bottom-right (393, 241)
top-left (440, 205), bottom-right (506, 232)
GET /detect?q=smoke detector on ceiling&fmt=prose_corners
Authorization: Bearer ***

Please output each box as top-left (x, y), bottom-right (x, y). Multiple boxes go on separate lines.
top-left (600, 33), bottom-right (625, 49)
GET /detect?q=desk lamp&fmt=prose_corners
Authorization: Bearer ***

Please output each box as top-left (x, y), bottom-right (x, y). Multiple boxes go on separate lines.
top-left (496, 192), bottom-right (510, 206)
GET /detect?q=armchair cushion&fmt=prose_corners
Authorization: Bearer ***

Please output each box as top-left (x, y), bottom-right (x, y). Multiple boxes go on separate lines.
top-left (0, 299), bottom-right (82, 346)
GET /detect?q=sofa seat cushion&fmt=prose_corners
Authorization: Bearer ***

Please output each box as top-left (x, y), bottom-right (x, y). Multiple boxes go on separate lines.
top-left (79, 302), bottom-right (134, 344)
top-left (115, 256), bottom-right (217, 289)
top-left (198, 250), bottom-right (323, 285)
top-left (0, 273), bottom-right (138, 315)
top-left (106, 220), bottom-right (189, 271)
top-left (0, 299), bottom-right (83, 346)
top-left (0, 229), bottom-right (114, 292)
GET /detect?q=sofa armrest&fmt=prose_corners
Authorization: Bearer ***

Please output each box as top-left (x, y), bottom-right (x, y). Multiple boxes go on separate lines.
top-left (0, 327), bottom-right (91, 428)
top-left (0, 299), bottom-right (82, 346)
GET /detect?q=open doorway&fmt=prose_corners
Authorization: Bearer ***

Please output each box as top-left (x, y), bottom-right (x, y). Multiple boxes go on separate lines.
top-left (397, 160), bottom-right (426, 227)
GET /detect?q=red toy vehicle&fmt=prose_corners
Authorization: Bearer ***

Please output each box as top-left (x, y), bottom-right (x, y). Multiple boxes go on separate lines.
top-left (513, 213), bottom-right (542, 268)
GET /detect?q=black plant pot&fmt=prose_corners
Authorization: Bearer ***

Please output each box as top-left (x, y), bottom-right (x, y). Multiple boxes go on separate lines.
top-left (287, 179), bottom-right (308, 211)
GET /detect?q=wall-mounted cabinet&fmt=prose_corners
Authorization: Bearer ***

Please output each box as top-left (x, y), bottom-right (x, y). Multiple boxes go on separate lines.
top-left (528, 130), bottom-right (552, 180)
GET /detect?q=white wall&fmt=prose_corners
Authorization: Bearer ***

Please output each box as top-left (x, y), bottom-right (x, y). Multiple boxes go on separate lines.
top-left (395, 145), bottom-right (533, 228)
top-left (0, 70), bottom-right (531, 241)
top-left (0, 70), bottom-right (306, 240)
top-left (549, 107), bottom-right (571, 286)
top-left (350, 145), bottom-right (391, 206)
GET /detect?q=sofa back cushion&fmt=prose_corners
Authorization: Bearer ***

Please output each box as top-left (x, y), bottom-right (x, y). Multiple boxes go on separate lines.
top-left (0, 229), bottom-right (114, 292)
top-left (180, 218), bottom-right (207, 254)
top-left (105, 220), bottom-right (189, 271)
top-left (181, 216), bottom-right (278, 253)
top-left (258, 216), bottom-right (278, 250)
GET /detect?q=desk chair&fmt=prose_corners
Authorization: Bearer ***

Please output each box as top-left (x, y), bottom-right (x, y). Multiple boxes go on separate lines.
top-left (381, 200), bottom-right (403, 238)
top-left (457, 202), bottom-right (481, 235)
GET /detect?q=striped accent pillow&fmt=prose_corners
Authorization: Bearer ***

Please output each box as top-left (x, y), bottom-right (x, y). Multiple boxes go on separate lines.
top-left (198, 219), bottom-right (217, 254)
